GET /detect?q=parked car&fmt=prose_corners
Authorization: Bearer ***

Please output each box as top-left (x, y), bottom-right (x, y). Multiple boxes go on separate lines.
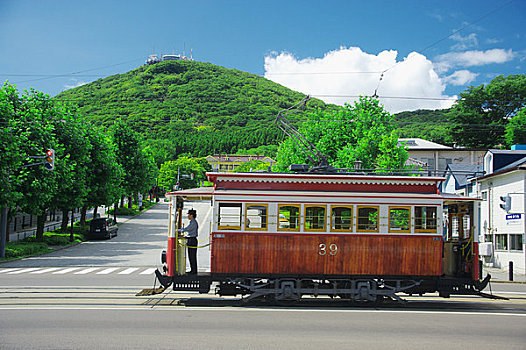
top-left (88, 218), bottom-right (118, 239)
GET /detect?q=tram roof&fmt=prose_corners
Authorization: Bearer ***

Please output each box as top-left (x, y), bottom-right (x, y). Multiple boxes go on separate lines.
top-left (166, 187), bottom-right (480, 203)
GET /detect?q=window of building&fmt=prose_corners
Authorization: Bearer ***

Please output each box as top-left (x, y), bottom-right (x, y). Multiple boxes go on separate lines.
top-left (415, 206), bottom-right (438, 233)
top-left (331, 206), bottom-right (353, 232)
top-left (510, 234), bottom-right (524, 251)
top-left (245, 204), bottom-right (268, 230)
top-left (481, 191), bottom-right (487, 200)
top-left (389, 206), bottom-right (410, 233)
top-left (357, 206), bottom-right (379, 232)
top-left (495, 234), bottom-right (508, 251)
top-left (218, 203), bottom-right (242, 230)
top-left (305, 205), bottom-right (326, 231)
top-left (278, 205), bottom-right (300, 231)
top-left (462, 214), bottom-right (471, 239)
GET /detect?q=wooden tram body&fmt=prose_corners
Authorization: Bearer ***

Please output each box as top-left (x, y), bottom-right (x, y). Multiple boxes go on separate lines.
top-left (156, 172), bottom-right (491, 302)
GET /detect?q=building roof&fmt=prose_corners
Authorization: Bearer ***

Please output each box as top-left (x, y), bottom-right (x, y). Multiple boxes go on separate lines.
top-left (445, 164), bottom-right (484, 188)
top-left (398, 138), bottom-right (451, 150)
top-left (475, 155), bottom-right (526, 181)
top-left (206, 154), bottom-right (275, 163)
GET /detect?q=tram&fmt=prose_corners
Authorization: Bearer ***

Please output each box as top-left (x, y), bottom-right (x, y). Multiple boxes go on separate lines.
top-left (153, 171), bottom-right (495, 303)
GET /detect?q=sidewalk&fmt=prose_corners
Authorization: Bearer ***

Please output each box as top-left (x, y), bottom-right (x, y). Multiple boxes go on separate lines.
top-left (483, 266), bottom-right (526, 283)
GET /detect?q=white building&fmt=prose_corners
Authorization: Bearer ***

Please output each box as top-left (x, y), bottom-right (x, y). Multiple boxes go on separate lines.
top-left (398, 138), bottom-right (486, 176)
top-left (474, 151), bottom-right (526, 274)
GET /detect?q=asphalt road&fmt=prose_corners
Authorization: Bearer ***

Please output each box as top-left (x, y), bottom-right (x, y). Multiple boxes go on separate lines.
top-left (1, 201), bottom-right (526, 349)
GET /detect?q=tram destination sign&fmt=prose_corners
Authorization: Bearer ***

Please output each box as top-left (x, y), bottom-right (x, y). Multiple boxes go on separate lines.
top-left (506, 213), bottom-right (522, 225)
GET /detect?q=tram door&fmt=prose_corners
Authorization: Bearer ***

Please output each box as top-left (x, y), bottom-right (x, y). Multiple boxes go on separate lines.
top-left (443, 201), bottom-right (475, 277)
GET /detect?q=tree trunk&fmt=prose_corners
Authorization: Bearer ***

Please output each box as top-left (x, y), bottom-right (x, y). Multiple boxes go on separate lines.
top-left (93, 206), bottom-right (98, 218)
top-left (120, 196), bottom-right (125, 208)
top-left (80, 205), bottom-right (87, 226)
top-left (61, 209), bottom-right (69, 231)
top-left (36, 214), bottom-right (46, 242)
top-left (113, 202), bottom-right (118, 223)
top-left (128, 196), bottom-right (133, 209)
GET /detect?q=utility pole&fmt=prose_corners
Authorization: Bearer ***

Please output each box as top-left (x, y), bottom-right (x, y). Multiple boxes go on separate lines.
top-left (0, 207), bottom-right (8, 258)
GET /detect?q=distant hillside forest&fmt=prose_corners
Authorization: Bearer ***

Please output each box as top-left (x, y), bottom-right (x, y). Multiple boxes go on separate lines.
top-left (393, 109), bottom-right (450, 146)
top-left (57, 60), bottom-right (333, 165)
top-left (59, 62), bottom-right (522, 165)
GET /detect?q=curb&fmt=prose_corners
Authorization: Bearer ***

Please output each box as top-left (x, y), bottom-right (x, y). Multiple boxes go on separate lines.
top-left (490, 280), bottom-right (526, 284)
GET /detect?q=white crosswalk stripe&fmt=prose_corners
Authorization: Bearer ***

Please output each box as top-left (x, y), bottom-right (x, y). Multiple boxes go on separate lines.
top-left (96, 268), bottom-right (120, 275)
top-left (74, 268), bottom-right (100, 275)
top-left (31, 268), bottom-right (61, 274)
top-left (52, 267), bottom-right (80, 274)
top-left (7, 268), bottom-right (41, 274)
top-left (0, 267), bottom-right (157, 276)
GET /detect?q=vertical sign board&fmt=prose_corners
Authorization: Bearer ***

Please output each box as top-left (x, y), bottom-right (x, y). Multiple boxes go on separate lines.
top-left (505, 213), bottom-right (522, 226)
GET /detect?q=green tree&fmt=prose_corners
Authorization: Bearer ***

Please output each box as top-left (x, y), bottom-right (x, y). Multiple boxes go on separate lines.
top-left (10, 88), bottom-right (60, 241)
top-left (449, 75), bottom-right (526, 148)
top-left (49, 108), bottom-right (92, 231)
top-left (505, 108), bottom-right (526, 145)
top-left (158, 157), bottom-right (206, 190)
top-left (234, 160), bottom-right (270, 172)
top-left (80, 127), bottom-right (123, 224)
top-left (275, 97), bottom-right (408, 171)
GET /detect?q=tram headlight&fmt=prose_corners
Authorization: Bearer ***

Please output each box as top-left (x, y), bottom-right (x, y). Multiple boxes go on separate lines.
top-left (161, 250), bottom-right (166, 264)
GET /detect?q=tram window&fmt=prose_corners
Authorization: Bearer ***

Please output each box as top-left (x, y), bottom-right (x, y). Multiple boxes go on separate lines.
top-left (389, 206), bottom-right (410, 233)
top-left (357, 206), bottom-right (379, 232)
top-left (305, 205), bottom-right (327, 231)
top-left (451, 216), bottom-right (459, 239)
top-left (218, 203), bottom-right (242, 230)
top-left (462, 215), bottom-right (471, 239)
top-left (331, 206), bottom-right (353, 232)
top-left (495, 234), bottom-right (508, 251)
top-left (245, 204), bottom-right (268, 230)
top-left (278, 205), bottom-right (300, 231)
top-left (414, 206), bottom-right (438, 233)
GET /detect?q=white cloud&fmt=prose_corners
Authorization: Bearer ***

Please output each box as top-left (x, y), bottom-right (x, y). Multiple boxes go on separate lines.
top-left (450, 33), bottom-right (478, 51)
top-left (486, 38), bottom-right (502, 44)
top-left (264, 47), bottom-right (455, 113)
top-left (435, 48), bottom-right (515, 72)
top-left (444, 70), bottom-right (479, 86)
top-left (63, 79), bottom-right (87, 90)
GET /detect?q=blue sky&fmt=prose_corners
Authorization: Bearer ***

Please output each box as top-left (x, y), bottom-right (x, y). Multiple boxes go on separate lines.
top-left (1, 0), bottom-right (524, 112)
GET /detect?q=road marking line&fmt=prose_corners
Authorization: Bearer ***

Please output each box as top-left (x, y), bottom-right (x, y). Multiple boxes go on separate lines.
top-left (52, 268), bottom-right (80, 274)
top-left (0, 307), bottom-right (525, 317)
top-left (0, 268), bottom-right (22, 274)
top-left (118, 268), bottom-right (139, 275)
top-left (96, 268), bottom-right (120, 275)
top-left (30, 268), bottom-right (62, 274)
top-left (6, 268), bottom-right (41, 274)
top-left (74, 268), bottom-right (100, 275)
top-left (140, 268), bottom-right (156, 275)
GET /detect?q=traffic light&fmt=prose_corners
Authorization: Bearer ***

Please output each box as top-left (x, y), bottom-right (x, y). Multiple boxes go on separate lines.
top-left (500, 195), bottom-right (511, 212)
top-left (190, 173), bottom-right (194, 180)
top-left (44, 149), bottom-right (55, 171)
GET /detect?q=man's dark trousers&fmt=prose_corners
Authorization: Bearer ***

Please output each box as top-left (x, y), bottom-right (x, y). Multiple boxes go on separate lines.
top-left (187, 237), bottom-right (198, 274)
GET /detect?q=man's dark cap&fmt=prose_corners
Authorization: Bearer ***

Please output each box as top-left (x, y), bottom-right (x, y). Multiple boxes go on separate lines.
top-left (188, 209), bottom-right (197, 217)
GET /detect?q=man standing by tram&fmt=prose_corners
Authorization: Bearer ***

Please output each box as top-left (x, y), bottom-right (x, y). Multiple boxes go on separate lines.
top-left (178, 209), bottom-right (198, 274)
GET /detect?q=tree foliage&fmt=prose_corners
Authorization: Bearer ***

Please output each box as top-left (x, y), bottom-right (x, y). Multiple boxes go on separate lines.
top-left (448, 75), bottom-right (526, 148)
top-left (505, 107), bottom-right (526, 145)
top-left (275, 97), bottom-right (408, 171)
top-left (56, 60), bottom-right (334, 165)
top-left (157, 157), bottom-right (208, 190)
top-left (233, 160), bottom-right (270, 172)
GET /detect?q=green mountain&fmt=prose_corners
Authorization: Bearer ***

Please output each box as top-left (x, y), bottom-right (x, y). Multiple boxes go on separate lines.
top-left (57, 60), bottom-right (333, 164)
top-left (392, 109), bottom-right (451, 146)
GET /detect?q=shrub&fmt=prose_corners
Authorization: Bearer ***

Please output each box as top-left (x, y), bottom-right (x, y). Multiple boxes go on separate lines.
top-left (4, 242), bottom-right (52, 258)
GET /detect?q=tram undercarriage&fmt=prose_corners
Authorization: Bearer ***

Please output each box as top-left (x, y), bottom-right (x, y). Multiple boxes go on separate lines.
top-left (153, 270), bottom-right (502, 303)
